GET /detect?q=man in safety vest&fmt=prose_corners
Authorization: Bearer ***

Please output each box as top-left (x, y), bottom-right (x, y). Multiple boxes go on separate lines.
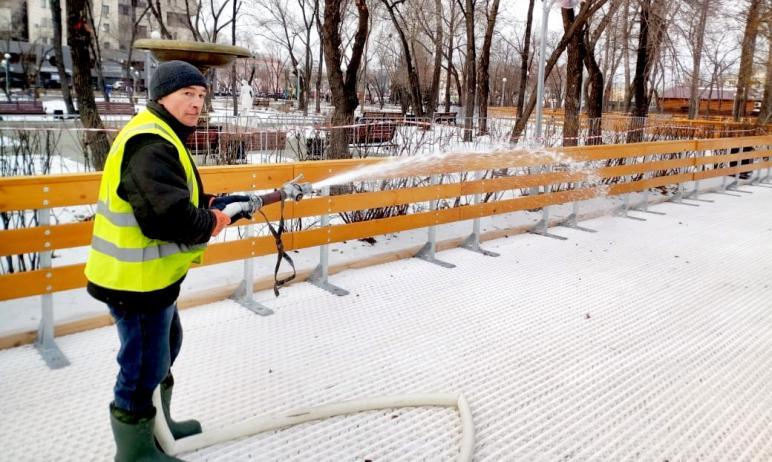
top-left (84, 60), bottom-right (304, 461)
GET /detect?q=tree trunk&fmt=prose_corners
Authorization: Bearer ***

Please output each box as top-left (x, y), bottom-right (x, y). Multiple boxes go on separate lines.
top-left (627, 0), bottom-right (663, 143)
top-left (622, 0), bottom-right (632, 112)
top-left (758, 29), bottom-right (772, 124)
top-left (67, 0), bottom-right (110, 170)
top-left (444, 0), bottom-right (456, 112)
top-left (477, 0), bottom-right (501, 135)
top-left (84, 6), bottom-right (108, 103)
top-left (382, 0), bottom-right (424, 117)
top-left (50, 0), bottom-right (75, 113)
top-left (509, 0), bottom-right (608, 143)
top-left (687, 0), bottom-right (709, 119)
top-left (315, 3), bottom-right (323, 114)
top-left (461, 0), bottom-right (476, 142)
top-left (323, 0), bottom-right (368, 159)
top-left (426, 0), bottom-right (444, 117)
top-left (733, 0), bottom-right (762, 121)
top-left (515, 0), bottom-right (535, 121)
top-left (562, 7), bottom-right (584, 147)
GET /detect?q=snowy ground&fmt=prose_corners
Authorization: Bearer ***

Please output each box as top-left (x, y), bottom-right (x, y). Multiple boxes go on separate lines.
top-left (1, 180), bottom-right (771, 461)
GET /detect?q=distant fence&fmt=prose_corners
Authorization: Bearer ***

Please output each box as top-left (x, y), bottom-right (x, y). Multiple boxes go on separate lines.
top-left (1, 135), bottom-right (770, 361)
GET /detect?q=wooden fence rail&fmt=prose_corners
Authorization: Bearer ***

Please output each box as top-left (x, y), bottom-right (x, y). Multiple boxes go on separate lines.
top-left (1, 135), bottom-right (770, 304)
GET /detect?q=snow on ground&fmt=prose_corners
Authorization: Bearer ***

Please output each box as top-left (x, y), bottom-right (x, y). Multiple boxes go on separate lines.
top-left (1, 179), bottom-right (771, 461)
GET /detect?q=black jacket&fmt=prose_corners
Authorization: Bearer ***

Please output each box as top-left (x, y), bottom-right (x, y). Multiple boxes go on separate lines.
top-left (87, 101), bottom-right (215, 310)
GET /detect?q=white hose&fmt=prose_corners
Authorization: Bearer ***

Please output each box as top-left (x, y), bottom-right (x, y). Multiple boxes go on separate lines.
top-left (153, 390), bottom-right (474, 461)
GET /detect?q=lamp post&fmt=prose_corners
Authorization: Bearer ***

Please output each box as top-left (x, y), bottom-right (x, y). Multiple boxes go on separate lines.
top-left (2, 52), bottom-right (10, 98)
top-left (501, 77), bottom-right (507, 106)
top-left (535, 0), bottom-right (579, 141)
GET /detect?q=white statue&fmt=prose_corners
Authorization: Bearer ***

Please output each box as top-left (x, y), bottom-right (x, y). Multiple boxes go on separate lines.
top-left (239, 79), bottom-right (253, 113)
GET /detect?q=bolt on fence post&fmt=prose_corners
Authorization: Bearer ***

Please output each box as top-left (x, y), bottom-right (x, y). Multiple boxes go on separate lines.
top-left (415, 174), bottom-right (455, 268)
top-left (232, 219), bottom-right (274, 316)
top-left (460, 170), bottom-right (499, 256)
top-left (309, 185), bottom-right (348, 295)
top-left (35, 206), bottom-right (70, 369)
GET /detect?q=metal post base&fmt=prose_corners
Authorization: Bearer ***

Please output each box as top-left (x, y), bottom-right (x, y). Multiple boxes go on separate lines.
top-left (460, 234), bottom-right (500, 257)
top-left (631, 206), bottom-right (665, 215)
top-left (231, 280), bottom-right (274, 316)
top-left (415, 243), bottom-right (456, 268)
top-left (556, 214), bottom-right (597, 233)
top-left (748, 183), bottom-right (772, 188)
top-left (683, 191), bottom-right (714, 203)
top-left (710, 190), bottom-right (742, 197)
top-left (613, 209), bottom-right (647, 221)
top-left (34, 338), bottom-right (70, 369)
top-left (670, 199), bottom-right (700, 206)
top-left (309, 265), bottom-right (349, 296)
top-left (527, 219), bottom-right (568, 240)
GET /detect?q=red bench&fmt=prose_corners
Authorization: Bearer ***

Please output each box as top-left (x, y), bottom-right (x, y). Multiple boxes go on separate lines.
top-left (187, 129), bottom-right (219, 153)
top-left (0, 101), bottom-right (45, 115)
top-left (95, 101), bottom-right (135, 115)
top-left (348, 122), bottom-right (397, 145)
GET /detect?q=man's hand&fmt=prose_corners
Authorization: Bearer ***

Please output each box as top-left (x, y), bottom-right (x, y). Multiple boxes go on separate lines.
top-left (210, 209), bottom-right (231, 236)
top-left (210, 194), bottom-right (253, 223)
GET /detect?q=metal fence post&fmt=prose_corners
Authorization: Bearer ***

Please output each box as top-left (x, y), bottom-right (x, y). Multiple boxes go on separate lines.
top-left (309, 186), bottom-right (349, 295)
top-left (556, 191), bottom-right (596, 233)
top-left (415, 174), bottom-right (455, 268)
top-left (614, 193), bottom-right (646, 221)
top-left (685, 150), bottom-right (714, 203)
top-left (232, 219), bottom-right (274, 316)
top-left (460, 170), bottom-right (499, 256)
top-left (35, 206), bottom-right (70, 369)
top-left (527, 181), bottom-right (567, 240)
top-left (632, 188), bottom-right (665, 215)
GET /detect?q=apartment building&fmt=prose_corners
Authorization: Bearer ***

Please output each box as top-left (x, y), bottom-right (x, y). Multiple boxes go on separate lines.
top-left (5, 0), bottom-right (195, 49)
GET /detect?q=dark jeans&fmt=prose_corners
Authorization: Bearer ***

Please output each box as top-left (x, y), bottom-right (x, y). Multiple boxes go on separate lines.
top-left (108, 303), bottom-right (182, 414)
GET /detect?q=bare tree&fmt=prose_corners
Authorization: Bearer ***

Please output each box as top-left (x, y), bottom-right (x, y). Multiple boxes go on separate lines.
top-left (562, 6), bottom-right (585, 147)
top-left (458, 0), bottom-right (476, 142)
top-left (686, 0), bottom-right (710, 119)
top-left (381, 0), bottom-right (425, 117)
top-left (582, 0), bottom-right (621, 143)
top-left (734, 0), bottom-right (762, 120)
top-left (67, 0), bottom-right (110, 169)
top-left (50, 0), bottom-right (75, 113)
top-left (515, 0), bottom-right (535, 121)
top-left (629, 0), bottom-right (664, 124)
top-left (322, 0), bottom-right (369, 158)
top-left (477, 0), bottom-right (501, 134)
top-left (758, 17), bottom-right (772, 123)
top-left (509, 0), bottom-right (609, 142)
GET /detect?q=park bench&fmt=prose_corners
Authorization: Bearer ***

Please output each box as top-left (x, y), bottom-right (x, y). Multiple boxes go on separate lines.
top-left (349, 121), bottom-right (398, 145)
top-left (433, 111), bottom-right (457, 125)
top-left (0, 101), bottom-right (45, 115)
top-left (95, 101), bottom-right (135, 115)
top-left (361, 111), bottom-right (404, 123)
top-left (253, 98), bottom-right (271, 108)
top-left (187, 128), bottom-right (220, 154)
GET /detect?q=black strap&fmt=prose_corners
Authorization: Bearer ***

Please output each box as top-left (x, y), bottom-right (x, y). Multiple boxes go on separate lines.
top-left (257, 197), bottom-right (296, 297)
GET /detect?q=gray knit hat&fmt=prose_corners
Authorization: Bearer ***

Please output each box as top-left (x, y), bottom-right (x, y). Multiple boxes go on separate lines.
top-left (149, 60), bottom-right (208, 100)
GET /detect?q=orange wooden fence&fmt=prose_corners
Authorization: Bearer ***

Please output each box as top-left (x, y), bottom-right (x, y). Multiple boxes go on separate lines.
top-left (1, 136), bottom-right (770, 304)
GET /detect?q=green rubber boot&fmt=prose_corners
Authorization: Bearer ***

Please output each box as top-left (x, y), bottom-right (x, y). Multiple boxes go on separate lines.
top-left (110, 403), bottom-right (185, 462)
top-left (160, 375), bottom-right (202, 440)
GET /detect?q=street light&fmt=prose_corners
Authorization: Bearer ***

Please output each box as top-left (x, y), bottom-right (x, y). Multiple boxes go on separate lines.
top-left (2, 52), bottom-right (10, 97)
top-left (534, 0), bottom-right (579, 142)
top-left (501, 77), bottom-right (507, 107)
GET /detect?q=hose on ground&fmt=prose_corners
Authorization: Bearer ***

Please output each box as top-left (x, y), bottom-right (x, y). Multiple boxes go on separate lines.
top-left (153, 390), bottom-right (474, 461)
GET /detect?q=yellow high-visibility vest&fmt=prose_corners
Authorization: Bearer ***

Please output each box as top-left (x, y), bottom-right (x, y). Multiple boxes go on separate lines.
top-left (84, 109), bottom-right (206, 292)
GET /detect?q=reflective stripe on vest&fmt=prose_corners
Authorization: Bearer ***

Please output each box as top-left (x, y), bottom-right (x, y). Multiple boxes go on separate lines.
top-left (84, 109), bottom-right (206, 292)
top-left (90, 235), bottom-right (206, 262)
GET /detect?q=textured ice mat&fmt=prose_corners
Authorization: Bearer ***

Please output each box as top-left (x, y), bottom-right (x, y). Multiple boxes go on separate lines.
top-left (1, 185), bottom-right (772, 461)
